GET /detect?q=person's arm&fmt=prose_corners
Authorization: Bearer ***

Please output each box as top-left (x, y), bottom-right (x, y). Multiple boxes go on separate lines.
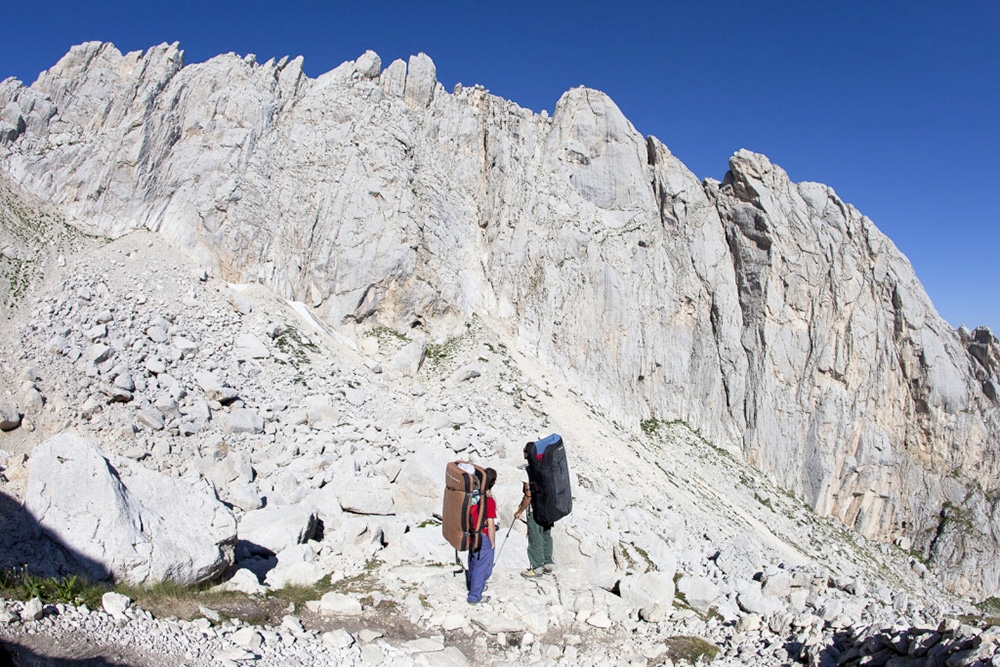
top-left (487, 517), bottom-right (496, 545)
top-left (514, 489), bottom-right (531, 519)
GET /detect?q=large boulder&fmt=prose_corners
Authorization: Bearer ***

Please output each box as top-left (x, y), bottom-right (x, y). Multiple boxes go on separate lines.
top-left (716, 537), bottom-right (762, 578)
top-left (677, 575), bottom-right (721, 614)
top-left (336, 475), bottom-right (394, 515)
top-left (24, 431), bottom-right (236, 585)
top-left (618, 571), bottom-right (675, 613)
top-left (193, 370), bottom-right (238, 404)
top-left (303, 394), bottom-right (339, 428)
top-left (398, 525), bottom-right (455, 564)
top-left (238, 505), bottom-right (318, 555)
top-left (263, 544), bottom-right (325, 589)
top-left (735, 582), bottom-right (784, 616)
top-left (391, 340), bottom-right (427, 377)
top-left (392, 444), bottom-right (451, 515)
top-left (302, 484), bottom-right (344, 527)
top-left (225, 408), bottom-right (264, 434)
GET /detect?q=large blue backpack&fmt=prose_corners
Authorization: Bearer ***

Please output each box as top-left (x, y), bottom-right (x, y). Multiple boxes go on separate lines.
top-left (526, 434), bottom-right (572, 526)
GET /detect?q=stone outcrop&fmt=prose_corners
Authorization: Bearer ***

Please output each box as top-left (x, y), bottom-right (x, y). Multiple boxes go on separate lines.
top-left (23, 431), bottom-right (236, 585)
top-left (2, 42), bottom-right (999, 598)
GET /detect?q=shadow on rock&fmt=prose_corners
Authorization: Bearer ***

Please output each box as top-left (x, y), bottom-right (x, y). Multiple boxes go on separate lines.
top-left (0, 489), bottom-right (110, 582)
top-left (810, 622), bottom-right (998, 667)
top-left (0, 639), bottom-right (129, 666)
top-left (6, 432), bottom-right (236, 588)
top-left (231, 539), bottom-right (278, 582)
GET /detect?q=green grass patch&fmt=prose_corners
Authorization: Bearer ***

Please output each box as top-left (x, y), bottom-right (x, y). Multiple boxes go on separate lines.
top-left (1, 562), bottom-right (393, 628)
top-left (273, 581), bottom-right (328, 610)
top-left (632, 545), bottom-right (655, 571)
top-left (328, 560), bottom-right (385, 597)
top-left (274, 326), bottom-right (318, 368)
top-left (662, 636), bottom-right (719, 665)
top-left (640, 417), bottom-right (687, 437)
top-left (114, 578), bottom-right (238, 616)
top-left (969, 597), bottom-right (1000, 626)
top-left (977, 597), bottom-right (1000, 615)
top-left (0, 567), bottom-right (105, 608)
top-left (0, 176), bottom-right (94, 309)
top-left (673, 573), bottom-right (690, 608)
top-left (641, 417), bottom-right (665, 435)
top-left (754, 491), bottom-right (775, 511)
top-left (426, 335), bottom-right (464, 365)
top-left (115, 568), bottom-right (375, 626)
top-left (367, 325), bottom-right (410, 344)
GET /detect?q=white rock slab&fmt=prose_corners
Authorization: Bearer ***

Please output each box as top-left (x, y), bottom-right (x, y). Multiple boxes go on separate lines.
top-left (392, 443), bottom-right (450, 515)
top-left (225, 408), bottom-right (263, 434)
top-left (677, 575), bottom-right (720, 614)
top-left (618, 571), bottom-right (675, 612)
top-left (316, 592), bottom-right (362, 616)
top-left (391, 340), bottom-right (426, 377)
top-left (215, 568), bottom-right (267, 596)
top-left (471, 612), bottom-right (523, 634)
top-left (24, 432), bottom-right (236, 585)
top-left (234, 333), bottom-right (270, 359)
top-left (237, 505), bottom-right (317, 554)
top-left (337, 475), bottom-right (394, 515)
top-left (322, 628), bottom-right (355, 649)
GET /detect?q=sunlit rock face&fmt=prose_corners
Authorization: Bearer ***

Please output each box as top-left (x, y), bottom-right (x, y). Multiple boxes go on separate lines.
top-left (2, 42), bottom-right (998, 597)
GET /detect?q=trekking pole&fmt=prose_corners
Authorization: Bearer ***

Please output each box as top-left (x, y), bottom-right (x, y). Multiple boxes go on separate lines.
top-left (493, 521), bottom-right (515, 565)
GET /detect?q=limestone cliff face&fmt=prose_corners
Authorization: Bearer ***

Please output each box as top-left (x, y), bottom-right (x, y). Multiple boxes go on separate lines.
top-left (2, 42), bottom-right (999, 597)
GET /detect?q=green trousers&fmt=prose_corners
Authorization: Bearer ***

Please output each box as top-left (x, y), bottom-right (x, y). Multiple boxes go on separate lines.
top-left (526, 510), bottom-right (553, 569)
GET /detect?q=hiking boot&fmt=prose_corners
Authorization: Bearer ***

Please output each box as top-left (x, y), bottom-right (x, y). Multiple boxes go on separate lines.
top-left (468, 595), bottom-right (491, 605)
top-left (521, 567), bottom-right (544, 578)
top-left (542, 564), bottom-right (555, 574)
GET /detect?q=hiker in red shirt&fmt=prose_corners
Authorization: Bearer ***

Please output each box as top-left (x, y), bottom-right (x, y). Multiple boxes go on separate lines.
top-left (466, 468), bottom-right (497, 604)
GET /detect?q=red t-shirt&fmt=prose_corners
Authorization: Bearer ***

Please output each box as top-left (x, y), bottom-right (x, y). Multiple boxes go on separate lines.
top-left (469, 496), bottom-right (496, 532)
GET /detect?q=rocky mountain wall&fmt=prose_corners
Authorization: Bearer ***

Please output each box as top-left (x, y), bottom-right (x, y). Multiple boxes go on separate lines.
top-left (2, 42), bottom-right (999, 597)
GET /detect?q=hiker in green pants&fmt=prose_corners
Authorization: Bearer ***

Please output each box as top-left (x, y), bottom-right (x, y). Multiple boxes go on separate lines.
top-left (514, 480), bottom-right (554, 578)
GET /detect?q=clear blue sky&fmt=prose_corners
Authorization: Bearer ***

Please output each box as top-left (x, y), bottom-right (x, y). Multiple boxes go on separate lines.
top-left (3, 1), bottom-right (998, 333)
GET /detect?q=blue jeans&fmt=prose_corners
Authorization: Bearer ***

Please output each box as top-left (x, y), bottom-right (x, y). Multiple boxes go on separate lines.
top-left (466, 534), bottom-right (494, 602)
